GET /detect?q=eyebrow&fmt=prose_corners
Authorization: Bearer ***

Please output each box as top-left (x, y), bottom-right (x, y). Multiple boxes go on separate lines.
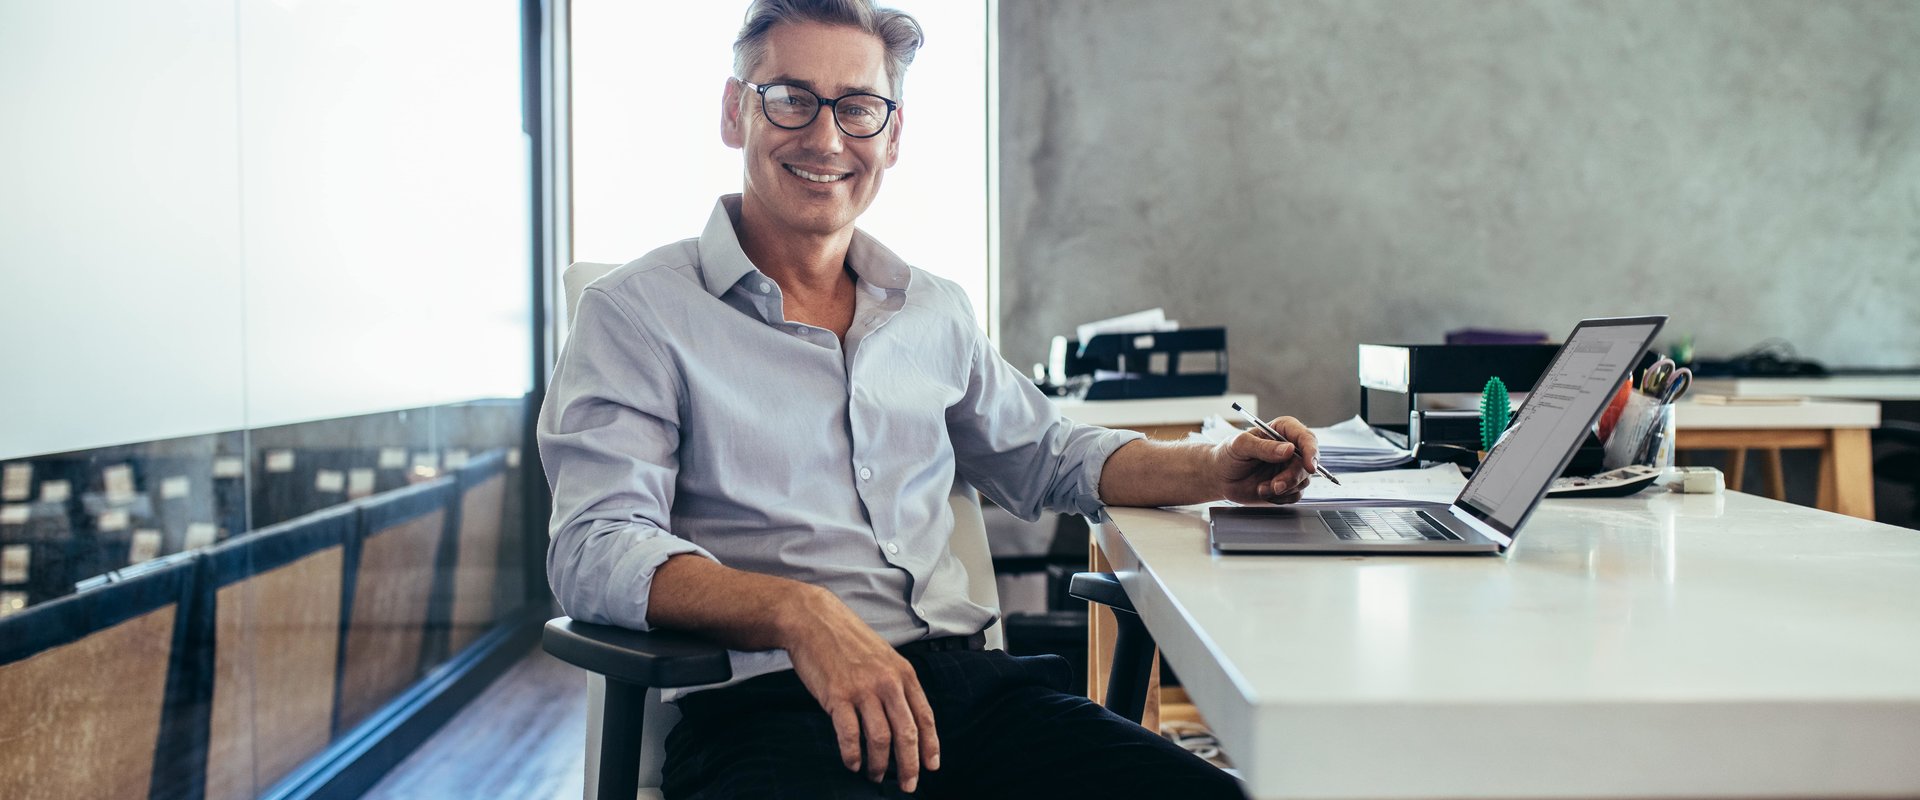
top-left (766, 74), bottom-right (884, 97)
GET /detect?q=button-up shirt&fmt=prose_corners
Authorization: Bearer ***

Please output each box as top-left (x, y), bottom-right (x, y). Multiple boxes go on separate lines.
top-left (539, 195), bottom-right (1143, 691)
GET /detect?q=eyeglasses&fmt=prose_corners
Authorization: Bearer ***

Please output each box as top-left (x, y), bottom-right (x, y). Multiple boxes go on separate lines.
top-left (737, 79), bottom-right (898, 139)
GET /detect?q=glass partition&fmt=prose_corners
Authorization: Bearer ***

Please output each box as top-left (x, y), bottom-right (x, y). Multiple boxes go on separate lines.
top-left (0, 2), bottom-right (542, 798)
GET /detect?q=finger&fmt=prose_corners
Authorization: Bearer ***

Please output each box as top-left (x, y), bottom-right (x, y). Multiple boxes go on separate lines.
top-left (858, 697), bottom-right (892, 783)
top-left (829, 703), bottom-right (863, 772)
top-left (1236, 429), bottom-right (1295, 463)
top-left (1268, 473), bottom-right (1305, 500)
top-left (905, 681), bottom-right (941, 772)
top-left (1269, 416), bottom-right (1320, 469)
top-left (881, 686), bottom-right (921, 792)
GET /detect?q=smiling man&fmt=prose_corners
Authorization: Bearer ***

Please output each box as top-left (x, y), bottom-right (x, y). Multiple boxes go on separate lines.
top-left (539, 1), bottom-right (1318, 797)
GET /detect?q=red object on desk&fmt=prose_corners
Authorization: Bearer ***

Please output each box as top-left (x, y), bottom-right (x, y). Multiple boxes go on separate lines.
top-left (1598, 379), bottom-right (1631, 443)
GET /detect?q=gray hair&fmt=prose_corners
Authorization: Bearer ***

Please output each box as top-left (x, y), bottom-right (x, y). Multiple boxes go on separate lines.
top-left (733, 0), bottom-right (924, 98)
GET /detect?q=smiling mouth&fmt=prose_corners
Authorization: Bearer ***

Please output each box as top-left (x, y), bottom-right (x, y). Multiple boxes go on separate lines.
top-left (785, 164), bottom-right (850, 184)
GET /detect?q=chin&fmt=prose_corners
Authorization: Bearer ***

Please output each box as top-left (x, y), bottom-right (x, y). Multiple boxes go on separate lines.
top-left (785, 199), bottom-right (861, 234)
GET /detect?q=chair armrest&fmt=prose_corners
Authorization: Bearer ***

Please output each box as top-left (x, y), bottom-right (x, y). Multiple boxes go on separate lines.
top-left (1875, 420), bottom-right (1920, 447)
top-left (542, 617), bottom-right (733, 688)
top-left (1068, 572), bottom-right (1136, 614)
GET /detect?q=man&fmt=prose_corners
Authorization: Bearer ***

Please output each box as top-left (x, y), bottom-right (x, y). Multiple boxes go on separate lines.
top-left (540, 1), bottom-right (1320, 796)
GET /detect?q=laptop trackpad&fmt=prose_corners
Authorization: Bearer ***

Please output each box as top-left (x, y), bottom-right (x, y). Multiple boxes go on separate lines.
top-left (1212, 506), bottom-right (1335, 543)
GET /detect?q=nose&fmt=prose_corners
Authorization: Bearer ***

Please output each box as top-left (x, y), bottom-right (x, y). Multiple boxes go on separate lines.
top-left (796, 106), bottom-right (845, 155)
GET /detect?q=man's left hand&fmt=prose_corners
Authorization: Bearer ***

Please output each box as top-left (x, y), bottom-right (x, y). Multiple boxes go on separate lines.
top-left (1211, 416), bottom-right (1319, 505)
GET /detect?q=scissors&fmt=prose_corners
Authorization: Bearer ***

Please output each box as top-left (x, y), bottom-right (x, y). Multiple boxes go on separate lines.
top-left (1656, 368), bottom-right (1692, 404)
top-left (1643, 357), bottom-right (1692, 404)
top-left (1642, 358), bottom-right (1678, 396)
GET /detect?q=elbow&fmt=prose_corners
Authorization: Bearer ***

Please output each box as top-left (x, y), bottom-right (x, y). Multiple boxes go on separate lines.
top-left (543, 521), bottom-right (628, 628)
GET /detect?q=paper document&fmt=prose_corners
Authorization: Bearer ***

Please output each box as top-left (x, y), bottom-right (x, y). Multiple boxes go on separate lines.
top-left (1309, 416), bottom-right (1415, 470)
top-left (1300, 463), bottom-right (1467, 504)
top-left (1194, 414), bottom-right (1415, 470)
top-left (1074, 308), bottom-right (1178, 346)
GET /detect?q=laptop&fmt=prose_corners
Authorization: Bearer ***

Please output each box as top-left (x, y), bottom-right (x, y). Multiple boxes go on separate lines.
top-left (1211, 315), bottom-right (1666, 555)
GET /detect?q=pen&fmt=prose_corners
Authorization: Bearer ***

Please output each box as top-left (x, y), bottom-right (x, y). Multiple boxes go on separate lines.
top-left (1230, 402), bottom-right (1340, 486)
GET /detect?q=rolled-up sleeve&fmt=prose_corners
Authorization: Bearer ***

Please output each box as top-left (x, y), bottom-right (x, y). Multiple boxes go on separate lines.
top-left (538, 285), bottom-right (716, 631)
top-left (945, 317), bottom-right (1144, 524)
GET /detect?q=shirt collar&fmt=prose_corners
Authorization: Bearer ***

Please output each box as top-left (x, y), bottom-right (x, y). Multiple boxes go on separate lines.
top-left (696, 194), bottom-right (913, 298)
top-left (696, 195), bottom-right (758, 298)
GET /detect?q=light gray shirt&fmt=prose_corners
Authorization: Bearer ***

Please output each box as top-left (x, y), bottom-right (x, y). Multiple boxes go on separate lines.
top-left (539, 195), bottom-right (1143, 689)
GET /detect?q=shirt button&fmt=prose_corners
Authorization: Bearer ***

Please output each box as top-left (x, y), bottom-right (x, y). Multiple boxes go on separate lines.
top-left (859, 467), bottom-right (873, 481)
top-left (758, 281), bottom-right (771, 293)
top-left (887, 542), bottom-right (900, 555)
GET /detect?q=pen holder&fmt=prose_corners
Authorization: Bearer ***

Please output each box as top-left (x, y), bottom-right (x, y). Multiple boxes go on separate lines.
top-left (1602, 392), bottom-right (1675, 471)
top-left (1641, 402), bottom-right (1677, 471)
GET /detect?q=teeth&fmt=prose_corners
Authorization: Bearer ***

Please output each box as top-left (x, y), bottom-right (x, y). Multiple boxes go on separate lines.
top-left (786, 165), bottom-right (847, 183)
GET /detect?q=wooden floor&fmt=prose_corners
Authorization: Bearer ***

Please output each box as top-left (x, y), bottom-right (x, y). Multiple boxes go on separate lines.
top-left (363, 647), bottom-right (587, 800)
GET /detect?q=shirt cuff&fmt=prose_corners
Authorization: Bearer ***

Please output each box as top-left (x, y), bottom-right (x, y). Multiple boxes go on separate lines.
top-left (1075, 427), bottom-right (1148, 524)
top-left (600, 530), bottom-right (718, 631)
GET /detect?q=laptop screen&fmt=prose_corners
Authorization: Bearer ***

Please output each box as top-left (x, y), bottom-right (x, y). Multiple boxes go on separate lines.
top-left (1455, 317), bottom-right (1665, 536)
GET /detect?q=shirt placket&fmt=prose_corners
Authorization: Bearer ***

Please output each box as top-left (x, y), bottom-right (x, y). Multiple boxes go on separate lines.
top-left (843, 283), bottom-right (911, 580)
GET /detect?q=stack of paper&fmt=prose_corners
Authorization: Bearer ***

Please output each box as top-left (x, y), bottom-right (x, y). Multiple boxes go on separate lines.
top-left (1196, 414), bottom-right (1414, 471)
top-left (1300, 463), bottom-right (1466, 504)
top-left (1074, 308), bottom-right (1179, 345)
top-left (1310, 416), bottom-right (1416, 470)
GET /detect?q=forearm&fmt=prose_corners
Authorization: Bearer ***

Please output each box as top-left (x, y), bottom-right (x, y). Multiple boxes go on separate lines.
top-left (1097, 438), bottom-right (1223, 508)
top-left (645, 552), bottom-right (836, 652)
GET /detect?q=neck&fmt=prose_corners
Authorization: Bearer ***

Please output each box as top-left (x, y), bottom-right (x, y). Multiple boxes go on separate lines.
top-left (736, 201), bottom-right (856, 296)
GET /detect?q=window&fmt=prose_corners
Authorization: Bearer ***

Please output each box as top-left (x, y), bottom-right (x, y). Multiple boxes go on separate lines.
top-left (569, 1), bottom-right (992, 331)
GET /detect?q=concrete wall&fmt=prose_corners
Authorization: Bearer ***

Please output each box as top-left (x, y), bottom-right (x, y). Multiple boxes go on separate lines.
top-left (998, 0), bottom-right (1920, 425)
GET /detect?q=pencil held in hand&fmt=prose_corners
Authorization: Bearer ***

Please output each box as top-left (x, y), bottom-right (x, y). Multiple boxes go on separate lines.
top-left (1229, 403), bottom-right (1341, 486)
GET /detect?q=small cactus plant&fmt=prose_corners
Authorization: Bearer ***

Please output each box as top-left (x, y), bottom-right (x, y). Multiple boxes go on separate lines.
top-left (1480, 377), bottom-right (1511, 452)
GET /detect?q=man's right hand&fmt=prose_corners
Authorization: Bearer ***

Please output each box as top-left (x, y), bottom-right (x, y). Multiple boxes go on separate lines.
top-left (783, 586), bottom-right (941, 794)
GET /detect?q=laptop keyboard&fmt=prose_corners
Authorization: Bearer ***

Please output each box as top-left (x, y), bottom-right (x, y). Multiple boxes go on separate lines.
top-left (1326, 509), bottom-right (1462, 542)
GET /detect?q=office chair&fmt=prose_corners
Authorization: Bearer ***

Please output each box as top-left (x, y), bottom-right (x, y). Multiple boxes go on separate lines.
top-left (543, 261), bottom-right (1150, 799)
top-left (1874, 420), bottom-right (1920, 528)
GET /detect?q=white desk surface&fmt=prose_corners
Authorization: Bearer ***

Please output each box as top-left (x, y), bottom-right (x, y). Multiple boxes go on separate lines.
top-left (1052, 393), bottom-right (1257, 428)
top-left (1673, 397), bottom-right (1880, 429)
top-left (1101, 493), bottom-right (1920, 799)
top-left (1692, 374), bottom-right (1920, 401)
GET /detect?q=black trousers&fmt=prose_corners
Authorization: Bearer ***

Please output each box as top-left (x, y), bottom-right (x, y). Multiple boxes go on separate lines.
top-left (662, 648), bottom-right (1246, 799)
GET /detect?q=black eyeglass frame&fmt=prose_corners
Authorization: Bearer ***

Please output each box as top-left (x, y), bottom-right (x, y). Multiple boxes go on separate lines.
top-left (736, 79), bottom-right (899, 139)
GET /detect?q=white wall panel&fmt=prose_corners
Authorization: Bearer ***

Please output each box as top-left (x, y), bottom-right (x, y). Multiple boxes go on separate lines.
top-left (236, 0), bottom-right (532, 428)
top-left (0, 0), bottom-right (245, 459)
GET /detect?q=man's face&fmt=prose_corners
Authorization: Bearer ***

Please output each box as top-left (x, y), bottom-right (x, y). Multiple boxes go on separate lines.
top-left (723, 21), bottom-right (901, 240)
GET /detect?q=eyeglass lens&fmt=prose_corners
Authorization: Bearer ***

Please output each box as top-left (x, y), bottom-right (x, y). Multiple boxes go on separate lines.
top-left (759, 84), bottom-right (891, 137)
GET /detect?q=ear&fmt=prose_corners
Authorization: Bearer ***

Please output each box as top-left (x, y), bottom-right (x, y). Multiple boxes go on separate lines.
top-left (721, 78), bottom-right (746, 150)
top-left (882, 104), bottom-right (903, 168)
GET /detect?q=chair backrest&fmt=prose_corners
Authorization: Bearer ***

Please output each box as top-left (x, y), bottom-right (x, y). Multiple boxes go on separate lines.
top-left (564, 261), bottom-right (622, 324)
top-left (559, 261), bottom-right (1005, 795)
top-left (203, 505), bottom-right (354, 800)
top-left (0, 554), bottom-right (198, 799)
top-left (945, 482), bottom-right (1004, 648)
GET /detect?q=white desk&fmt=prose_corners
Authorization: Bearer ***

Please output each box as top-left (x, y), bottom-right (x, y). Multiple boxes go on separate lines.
top-left (1050, 392), bottom-right (1257, 722)
top-left (1673, 398), bottom-right (1880, 519)
top-left (1693, 374), bottom-right (1920, 401)
top-left (1101, 494), bottom-right (1920, 799)
top-left (1053, 393), bottom-right (1258, 432)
